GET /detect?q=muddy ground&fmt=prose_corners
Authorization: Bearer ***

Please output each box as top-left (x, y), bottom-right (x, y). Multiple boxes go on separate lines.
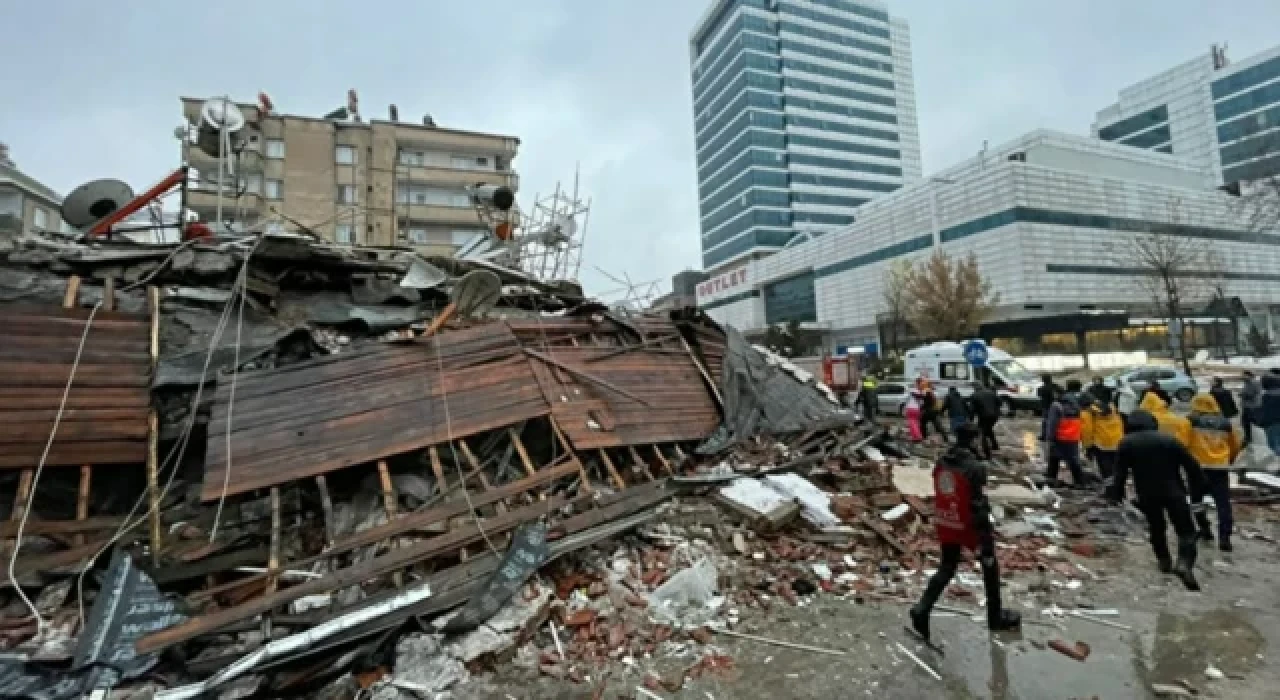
top-left (450, 419), bottom-right (1280, 699)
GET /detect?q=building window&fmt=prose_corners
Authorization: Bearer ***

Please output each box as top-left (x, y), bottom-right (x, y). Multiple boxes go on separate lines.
top-left (398, 150), bottom-right (424, 166)
top-left (335, 224), bottom-right (355, 244)
top-left (265, 139), bottom-right (285, 159)
top-left (243, 174), bottom-right (262, 194)
top-left (265, 179), bottom-right (283, 200)
top-left (451, 155), bottom-right (492, 171)
top-left (337, 185), bottom-right (357, 204)
top-left (33, 208), bottom-right (48, 230)
top-left (335, 145), bottom-right (356, 165)
top-left (406, 228), bottom-right (428, 244)
top-left (0, 190), bottom-right (21, 217)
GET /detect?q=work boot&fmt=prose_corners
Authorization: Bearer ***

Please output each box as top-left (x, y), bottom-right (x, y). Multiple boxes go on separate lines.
top-left (909, 605), bottom-right (931, 642)
top-left (988, 609), bottom-right (1022, 632)
top-left (1172, 537), bottom-right (1200, 591)
top-left (1195, 513), bottom-right (1214, 542)
top-left (1219, 538), bottom-right (1234, 553)
top-left (1156, 556), bottom-right (1173, 573)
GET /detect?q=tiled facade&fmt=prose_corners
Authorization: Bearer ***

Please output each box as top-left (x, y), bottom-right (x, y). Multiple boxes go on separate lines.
top-left (1094, 44), bottom-right (1280, 188)
top-left (0, 148), bottom-right (67, 238)
top-left (697, 131), bottom-right (1280, 347)
top-left (689, 0), bottom-right (922, 272)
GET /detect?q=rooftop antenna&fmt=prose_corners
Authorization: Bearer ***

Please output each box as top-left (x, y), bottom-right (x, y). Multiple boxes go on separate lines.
top-left (196, 97), bottom-right (245, 232)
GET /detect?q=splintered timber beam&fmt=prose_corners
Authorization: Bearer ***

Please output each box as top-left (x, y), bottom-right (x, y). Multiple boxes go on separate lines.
top-left (147, 286), bottom-right (162, 564)
top-left (376, 460), bottom-right (404, 586)
top-left (137, 495), bottom-right (573, 653)
top-left (627, 446), bottom-right (655, 481)
top-left (549, 418), bottom-right (592, 493)
top-left (522, 348), bottom-right (652, 406)
top-left (429, 446), bottom-right (448, 491)
top-left (457, 440), bottom-right (505, 514)
top-left (508, 426), bottom-right (538, 478)
top-left (651, 445), bottom-right (673, 476)
top-left (75, 465), bottom-right (91, 546)
top-left (315, 475), bottom-right (335, 547)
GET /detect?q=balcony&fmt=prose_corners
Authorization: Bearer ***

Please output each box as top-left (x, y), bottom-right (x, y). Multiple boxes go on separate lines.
top-left (395, 164), bottom-right (518, 190)
top-left (397, 203), bottom-right (487, 227)
top-left (388, 124), bottom-right (518, 155)
top-left (186, 187), bottom-right (267, 212)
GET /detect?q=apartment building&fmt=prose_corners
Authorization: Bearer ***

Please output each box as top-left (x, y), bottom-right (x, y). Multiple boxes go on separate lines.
top-left (0, 143), bottom-right (69, 237)
top-left (689, 0), bottom-right (922, 272)
top-left (180, 98), bottom-right (519, 256)
top-left (1093, 43), bottom-right (1280, 189)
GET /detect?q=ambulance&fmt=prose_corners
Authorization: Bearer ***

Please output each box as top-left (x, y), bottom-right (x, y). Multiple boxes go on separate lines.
top-left (903, 341), bottom-right (1042, 416)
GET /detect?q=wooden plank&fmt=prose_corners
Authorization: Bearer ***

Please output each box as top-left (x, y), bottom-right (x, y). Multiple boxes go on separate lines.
top-left (0, 388), bottom-right (150, 410)
top-left (596, 449), bottom-right (627, 490)
top-left (0, 408), bottom-right (150, 424)
top-left (102, 277), bottom-right (115, 312)
top-left (0, 419), bottom-right (149, 443)
top-left (0, 365), bottom-right (151, 388)
top-left (75, 465), bottom-right (91, 546)
top-left (456, 440), bottom-right (505, 514)
top-left (316, 475), bottom-right (335, 547)
top-left (508, 426), bottom-right (538, 477)
top-left (62, 275), bottom-right (81, 309)
top-left (429, 446), bottom-right (447, 491)
top-left (0, 441), bottom-right (147, 469)
top-left (523, 348), bottom-right (653, 406)
top-left (146, 410), bottom-right (161, 566)
top-left (651, 445), bottom-right (674, 476)
top-left (267, 488), bottom-right (282, 594)
top-left (9, 470), bottom-right (33, 523)
top-left (550, 418), bottom-right (591, 493)
top-left (0, 515), bottom-right (126, 538)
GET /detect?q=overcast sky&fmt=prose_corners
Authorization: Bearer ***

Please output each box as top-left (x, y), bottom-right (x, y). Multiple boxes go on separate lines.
top-left (3, 1), bottom-right (1279, 299)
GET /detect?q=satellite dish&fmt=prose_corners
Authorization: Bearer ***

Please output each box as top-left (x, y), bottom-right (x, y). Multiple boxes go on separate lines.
top-left (60, 179), bottom-right (135, 230)
top-left (196, 98), bottom-right (246, 157)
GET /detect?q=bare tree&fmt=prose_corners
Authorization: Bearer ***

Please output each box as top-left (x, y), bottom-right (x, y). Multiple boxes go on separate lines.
top-left (879, 257), bottom-right (913, 355)
top-left (1123, 197), bottom-right (1215, 375)
top-left (902, 250), bottom-right (998, 341)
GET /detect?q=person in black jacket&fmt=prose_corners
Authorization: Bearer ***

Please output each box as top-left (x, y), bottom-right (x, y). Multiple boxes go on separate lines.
top-left (920, 386), bottom-right (948, 441)
top-left (1209, 377), bottom-right (1238, 420)
top-left (969, 381), bottom-right (1001, 459)
top-left (1140, 379), bottom-right (1172, 407)
top-left (910, 423), bottom-right (1021, 642)
top-left (944, 387), bottom-right (969, 435)
top-left (1108, 409), bottom-right (1207, 591)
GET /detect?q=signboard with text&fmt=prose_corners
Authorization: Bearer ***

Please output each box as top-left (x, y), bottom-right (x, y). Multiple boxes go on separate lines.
top-left (696, 266), bottom-right (749, 303)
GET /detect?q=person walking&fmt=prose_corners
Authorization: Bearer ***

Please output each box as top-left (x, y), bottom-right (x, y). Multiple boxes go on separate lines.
top-left (905, 389), bottom-right (924, 442)
top-left (1140, 379), bottom-right (1172, 407)
top-left (860, 374), bottom-right (878, 421)
top-left (1240, 370), bottom-right (1262, 447)
top-left (1045, 379), bottom-right (1086, 488)
top-left (920, 385), bottom-right (947, 442)
top-left (969, 381), bottom-right (1002, 459)
top-left (1082, 398), bottom-right (1124, 480)
top-left (1255, 372), bottom-right (1280, 454)
top-left (909, 423), bottom-right (1021, 642)
top-left (1187, 393), bottom-right (1242, 551)
top-left (1036, 373), bottom-right (1062, 442)
top-left (1108, 409), bottom-right (1207, 591)
top-left (1141, 392), bottom-right (1192, 447)
top-left (944, 386), bottom-right (969, 437)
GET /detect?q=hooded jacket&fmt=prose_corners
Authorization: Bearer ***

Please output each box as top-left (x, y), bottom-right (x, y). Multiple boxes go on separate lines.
top-left (1077, 393), bottom-right (1096, 449)
top-left (1140, 392), bottom-right (1191, 447)
top-left (1241, 376), bottom-right (1263, 410)
top-left (1084, 401), bottom-right (1125, 452)
top-left (969, 385), bottom-right (1001, 421)
top-left (944, 388), bottom-right (969, 418)
top-left (1187, 394), bottom-right (1241, 469)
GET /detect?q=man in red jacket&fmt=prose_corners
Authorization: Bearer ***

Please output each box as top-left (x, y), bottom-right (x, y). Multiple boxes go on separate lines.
top-left (910, 423), bottom-right (1022, 642)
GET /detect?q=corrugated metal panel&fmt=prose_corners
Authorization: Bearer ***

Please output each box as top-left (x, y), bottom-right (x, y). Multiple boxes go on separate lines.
top-left (0, 305), bottom-right (150, 468)
top-left (201, 323), bottom-right (552, 500)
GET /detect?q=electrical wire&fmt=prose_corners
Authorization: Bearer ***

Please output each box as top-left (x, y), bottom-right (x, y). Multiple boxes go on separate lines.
top-left (209, 235), bottom-right (265, 540)
top-left (7, 238), bottom-right (203, 631)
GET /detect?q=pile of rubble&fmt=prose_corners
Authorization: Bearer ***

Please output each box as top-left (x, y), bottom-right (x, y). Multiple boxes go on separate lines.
top-left (6, 230), bottom-right (1279, 698)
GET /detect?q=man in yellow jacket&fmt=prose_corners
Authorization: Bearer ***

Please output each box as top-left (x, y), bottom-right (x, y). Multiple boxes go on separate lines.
top-left (1140, 392), bottom-right (1192, 447)
top-left (1082, 398), bottom-right (1125, 480)
top-left (1187, 393), bottom-right (1242, 551)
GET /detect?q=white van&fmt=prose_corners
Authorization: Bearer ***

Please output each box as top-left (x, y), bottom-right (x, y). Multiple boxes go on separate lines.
top-left (903, 341), bottom-right (1042, 415)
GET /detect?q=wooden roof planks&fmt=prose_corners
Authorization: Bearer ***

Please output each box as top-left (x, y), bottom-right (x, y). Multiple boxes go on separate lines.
top-left (0, 305), bottom-right (151, 468)
top-left (201, 322), bottom-right (553, 500)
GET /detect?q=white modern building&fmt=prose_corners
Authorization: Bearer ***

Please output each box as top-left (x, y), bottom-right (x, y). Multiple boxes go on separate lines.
top-left (1093, 43), bottom-right (1280, 189)
top-left (689, 0), bottom-right (922, 272)
top-left (697, 131), bottom-right (1280, 356)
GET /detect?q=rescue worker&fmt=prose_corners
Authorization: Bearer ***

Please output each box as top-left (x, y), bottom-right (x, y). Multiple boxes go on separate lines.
top-left (1108, 409), bottom-right (1207, 591)
top-left (860, 374), bottom-right (878, 420)
top-left (1187, 393), bottom-right (1242, 551)
top-left (969, 381), bottom-right (1002, 459)
top-left (944, 387), bottom-right (969, 436)
top-left (910, 423), bottom-right (1022, 641)
top-left (1082, 396), bottom-right (1125, 480)
top-left (1141, 391), bottom-right (1192, 447)
top-left (1141, 379), bottom-right (1172, 407)
top-left (1045, 379), bottom-right (1086, 487)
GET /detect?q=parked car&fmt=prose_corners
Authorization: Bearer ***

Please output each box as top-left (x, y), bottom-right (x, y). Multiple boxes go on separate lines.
top-left (875, 380), bottom-right (910, 416)
top-left (1104, 366), bottom-right (1197, 403)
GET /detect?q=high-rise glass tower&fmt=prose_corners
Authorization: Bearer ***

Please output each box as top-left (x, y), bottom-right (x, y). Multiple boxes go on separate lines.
top-left (690, 0), bottom-right (922, 271)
